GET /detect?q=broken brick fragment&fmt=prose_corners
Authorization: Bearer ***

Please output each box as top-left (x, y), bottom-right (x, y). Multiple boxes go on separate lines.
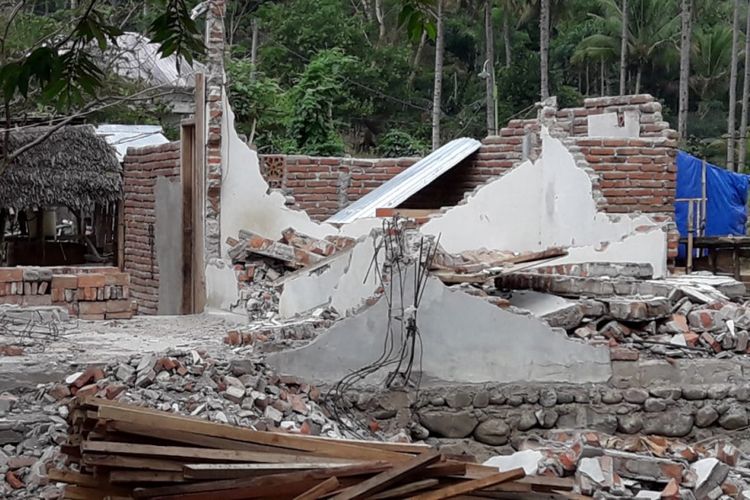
top-left (5, 471), bottom-right (23, 489)
top-left (610, 347), bottom-right (639, 361)
top-left (701, 332), bottom-right (721, 353)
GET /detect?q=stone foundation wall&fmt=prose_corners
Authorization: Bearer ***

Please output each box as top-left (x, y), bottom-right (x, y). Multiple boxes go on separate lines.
top-left (122, 142), bottom-right (181, 315)
top-left (0, 266), bottom-right (135, 319)
top-left (360, 379), bottom-right (750, 448)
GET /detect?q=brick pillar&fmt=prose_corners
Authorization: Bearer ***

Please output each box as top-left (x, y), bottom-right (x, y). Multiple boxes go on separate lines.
top-left (204, 0), bottom-right (225, 259)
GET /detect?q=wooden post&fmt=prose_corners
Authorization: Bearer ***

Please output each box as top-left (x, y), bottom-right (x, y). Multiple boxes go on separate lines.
top-left (193, 72), bottom-right (207, 313)
top-left (180, 120), bottom-right (196, 315)
top-left (687, 201), bottom-right (694, 274)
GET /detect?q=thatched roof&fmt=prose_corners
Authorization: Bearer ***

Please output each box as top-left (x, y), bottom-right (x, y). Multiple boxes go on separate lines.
top-left (0, 125), bottom-right (122, 209)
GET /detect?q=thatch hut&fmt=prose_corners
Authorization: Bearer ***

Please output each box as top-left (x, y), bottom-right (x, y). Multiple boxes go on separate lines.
top-left (0, 124), bottom-right (122, 209)
top-left (0, 125), bottom-right (122, 265)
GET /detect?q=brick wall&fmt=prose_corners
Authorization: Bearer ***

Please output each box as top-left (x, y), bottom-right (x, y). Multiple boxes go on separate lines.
top-left (258, 94), bottom-right (677, 225)
top-left (122, 142), bottom-right (181, 315)
top-left (0, 266), bottom-right (134, 319)
top-left (259, 155), bottom-right (418, 221)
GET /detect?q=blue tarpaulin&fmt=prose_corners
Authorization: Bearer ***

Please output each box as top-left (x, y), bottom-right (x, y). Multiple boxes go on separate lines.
top-left (675, 151), bottom-right (749, 257)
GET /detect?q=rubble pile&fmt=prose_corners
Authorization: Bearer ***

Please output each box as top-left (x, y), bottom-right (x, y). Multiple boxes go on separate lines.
top-left (484, 429), bottom-right (750, 499)
top-left (0, 349), bottom-right (352, 498)
top-left (491, 268), bottom-right (750, 359)
top-left (226, 228), bottom-right (354, 319)
top-left (224, 309), bottom-right (338, 352)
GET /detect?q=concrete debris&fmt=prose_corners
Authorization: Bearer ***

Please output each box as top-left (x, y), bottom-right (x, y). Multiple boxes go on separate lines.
top-left (0, 350), bottom-right (355, 498)
top-left (226, 229), bottom-right (353, 320)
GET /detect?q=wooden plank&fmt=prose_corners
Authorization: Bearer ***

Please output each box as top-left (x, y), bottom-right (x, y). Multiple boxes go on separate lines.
top-left (331, 450), bottom-right (441, 500)
top-left (50, 469), bottom-right (116, 489)
top-left (180, 121), bottom-right (195, 314)
top-left (294, 477), bottom-right (341, 500)
top-left (370, 479), bottom-right (441, 499)
top-left (81, 441), bottom-right (359, 464)
top-left (92, 401), bottom-right (410, 462)
top-left (192, 72), bottom-right (206, 313)
top-left (133, 462), bottom-right (392, 498)
top-left (108, 421), bottom-right (291, 454)
top-left (83, 454), bottom-right (185, 472)
top-left (410, 469), bottom-right (526, 500)
top-left (182, 462), bottom-right (372, 480)
top-left (110, 470), bottom-right (185, 483)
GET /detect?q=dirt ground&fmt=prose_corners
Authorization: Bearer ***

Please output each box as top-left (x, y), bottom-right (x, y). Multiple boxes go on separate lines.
top-left (0, 312), bottom-right (247, 391)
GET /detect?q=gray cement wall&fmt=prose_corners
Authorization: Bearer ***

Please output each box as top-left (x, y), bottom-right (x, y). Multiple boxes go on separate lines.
top-left (267, 277), bottom-right (611, 386)
top-left (155, 176), bottom-right (183, 315)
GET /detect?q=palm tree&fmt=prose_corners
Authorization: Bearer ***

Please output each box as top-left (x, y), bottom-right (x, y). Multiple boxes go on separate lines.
top-left (540, 0), bottom-right (550, 99)
top-left (690, 26), bottom-right (733, 103)
top-left (485, 0), bottom-right (497, 135)
top-left (678, 0), bottom-right (693, 142)
top-left (432, 0), bottom-right (445, 149)
top-left (619, 0), bottom-right (628, 94)
top-left (573, 0), bottom-right (679, 94)
top-left (728, 0), bottom-right (740, 171)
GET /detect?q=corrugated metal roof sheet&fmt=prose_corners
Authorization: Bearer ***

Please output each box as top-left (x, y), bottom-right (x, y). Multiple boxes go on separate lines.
top-left (95, 124), bottom-right (170, 162)
top-left (326, 137), bottom-right (482, 224)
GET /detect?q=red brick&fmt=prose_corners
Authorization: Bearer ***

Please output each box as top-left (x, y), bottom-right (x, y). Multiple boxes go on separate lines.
top-left (106, 300), bottom-right (132, 313)
top-left (22, 295), bottom-right (52, 306)
top-left (5, 471), bottom-right (23, 489)
top-left (105, 273), bottom-right (130, 286)
top-left (51, 275), bottom-right (78, 289)
top-left (80, 313), bottom-right (106, 320)
top-left (0, 345), bottom-right (23, 356)
top-left (78, 274), bottom-right (106, 287)
top-left (0, 269), bottom-right (22, 283)
top-left (79, 302), bottom-right (107, 315)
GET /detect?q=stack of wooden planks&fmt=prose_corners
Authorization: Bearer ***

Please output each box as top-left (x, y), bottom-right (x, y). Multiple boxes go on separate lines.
top-left (51, 398), bottom-right (584, 499)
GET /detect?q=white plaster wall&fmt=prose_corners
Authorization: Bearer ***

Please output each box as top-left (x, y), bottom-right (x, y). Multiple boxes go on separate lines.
top-left (219, 97), bottom-right (338, 255)
top-left (205, 259), bottom-right (240, 312)
top-left (279, 231), bottom-right (383, 319)
top-left (587, 111), bottom-right (640, 138)
top-left (421, 128), bottom-right (668, 277)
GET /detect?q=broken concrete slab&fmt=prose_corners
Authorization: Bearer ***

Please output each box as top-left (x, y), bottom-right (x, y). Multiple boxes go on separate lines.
top-left (507, 291), bottom-right (584, 330)
top-left (268, 276), bottom-right (611, 386)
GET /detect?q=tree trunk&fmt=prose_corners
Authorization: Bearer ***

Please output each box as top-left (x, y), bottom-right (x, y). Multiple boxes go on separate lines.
top-left (739, 1), bottom-right (750, 170)
top-left (619, 0), bottom-right (628, 95)
top-left (485, 0), bottom-right (496, 136)
top-left (250, 18), bottom-right (259, 81)
top-left (678, 0), bottom-right (693, 143)
top-left (635, 66), bottom-right (642, 94)
top-left (407, 30), bottom-right (427, 89)
top-left (432, 0), bottom-right (445, 150)
top-left (586, 63), bottom-right (590, 95)
top-left (539, 0), bottom-right (550, 100)
top-left (601, 58), bottom-right (606, 95)
top-left (503, 12), bottom-right (511, 67)
top-left (375, 0), bottom-right (386, 43)
top-left (728, 0), bottom-right (741, 171)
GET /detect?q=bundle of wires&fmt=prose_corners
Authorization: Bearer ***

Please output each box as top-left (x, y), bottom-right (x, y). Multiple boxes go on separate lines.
top-left (324, 217), bottom-right (439, 438)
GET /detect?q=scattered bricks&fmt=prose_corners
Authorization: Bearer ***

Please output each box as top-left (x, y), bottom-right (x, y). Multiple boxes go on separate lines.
top-left (688, 309), bottom-right (722, 332)
top-left (684, 332), bottom-right (700, 347)
top-left (701, 332), bottom-right (722, 353)
top-left (71, 367), bottom-right (105, 388)
top-left (79, 302), bottom-right (107, 316)
top-left (606, 296), bottom-right (670, 321)
top-left (661, 478), bottom-right (680, 499)
top-left (105, 384), bottom-right (126, 400)
top-left (75, 383), bottom-right (99, 398)
top-left (599, 320), bottom-right (631, 340)
top-left (716, 443), bottom-right (739, 466)
top-left (78, 273), bottom-right (106, 288)
top-left (80, 287), bottom-right (98, 301)
top-left (224, 330), bottom-right (241, 346)
top-left (22, 295), bottom-right (52, 306)
top-left (0, 345), bottom-right (23, 356)
top-left (51, 275), bottom-right (78, 289)
top-left (5, 470), bottom-right (23, 489)
top-left (281, 228), bottom-right (337, 256)
top-left (106, 300), bottom-right (133, 313)
top-left (48, 384), bottom-right (71, 400)
top-left (606, 450), bottom-right (685, 483)
top-left (736, 331), bottom-right (749, 352)
top-left (37, 281), bottom-right (48, 294)
top-left (0, 269), bottom-right (22, 283)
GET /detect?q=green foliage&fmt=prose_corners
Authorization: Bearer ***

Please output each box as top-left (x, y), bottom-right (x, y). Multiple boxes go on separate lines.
top-left (227, 58), bottom-right (291, 152)
top-left (376, 129), bottom-right (428, 157)
top-left (287, 49), bottom-right (358, 156)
